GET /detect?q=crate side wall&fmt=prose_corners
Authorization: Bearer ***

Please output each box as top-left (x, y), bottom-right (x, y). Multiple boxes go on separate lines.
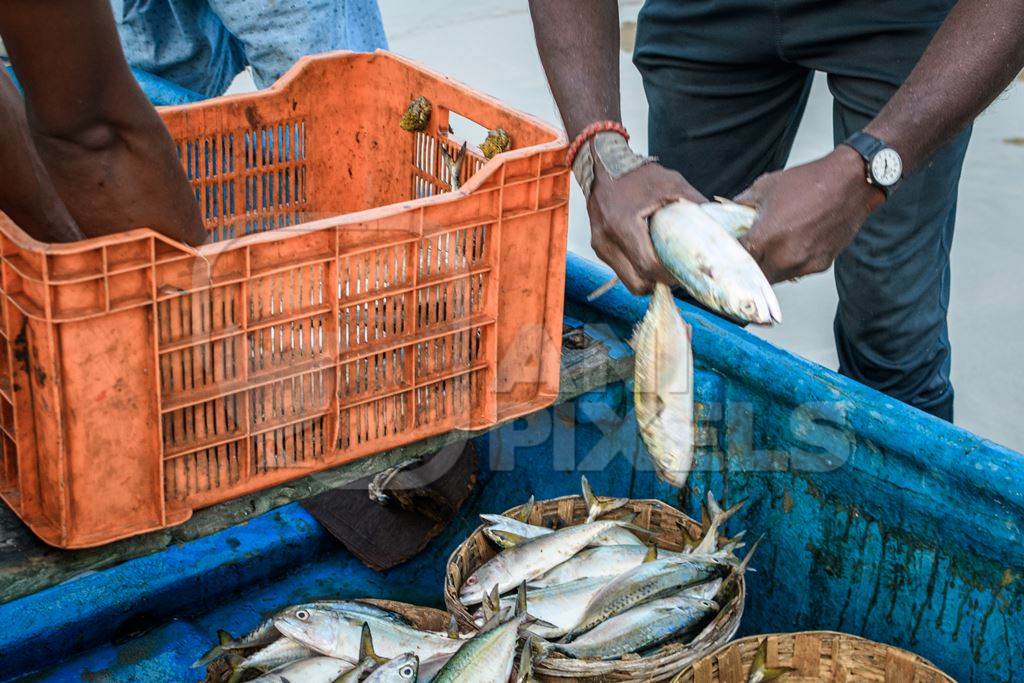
top-left (59, 307), bottom-right (166, 543)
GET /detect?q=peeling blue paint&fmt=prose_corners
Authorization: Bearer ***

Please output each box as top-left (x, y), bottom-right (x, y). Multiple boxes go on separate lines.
top-left (1, 254), bottom-right (1021, 682)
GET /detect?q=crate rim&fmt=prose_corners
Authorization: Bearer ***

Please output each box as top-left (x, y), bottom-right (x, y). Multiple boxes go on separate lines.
top-left (0, 49), bottom-right (568, 261)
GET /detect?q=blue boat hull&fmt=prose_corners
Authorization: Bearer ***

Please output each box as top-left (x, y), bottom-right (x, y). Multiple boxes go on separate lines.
top-left (1, 254), bottom-right (1020, 682)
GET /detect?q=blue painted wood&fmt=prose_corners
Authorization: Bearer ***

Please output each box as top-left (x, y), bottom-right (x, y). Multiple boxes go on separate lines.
top-left (1, 254), bottom-right (1020, 682)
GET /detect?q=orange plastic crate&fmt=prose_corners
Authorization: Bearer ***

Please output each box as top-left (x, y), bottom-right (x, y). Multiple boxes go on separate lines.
top-left (0, 51), bottom-right (569, 548)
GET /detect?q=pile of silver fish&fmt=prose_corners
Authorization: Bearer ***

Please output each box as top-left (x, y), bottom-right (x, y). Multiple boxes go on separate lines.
top-left (195, 594), bottom-right (535, 683)
top-left (460, 478), bottom-right (755, 665)
top-left (196, 478), bottom-right (753, 682)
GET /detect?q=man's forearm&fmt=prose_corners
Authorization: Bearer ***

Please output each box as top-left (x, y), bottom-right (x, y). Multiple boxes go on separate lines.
top-left (865, 0), bottom-right (1024, 172)
top-left (528, 0), bottom-right (622, 139)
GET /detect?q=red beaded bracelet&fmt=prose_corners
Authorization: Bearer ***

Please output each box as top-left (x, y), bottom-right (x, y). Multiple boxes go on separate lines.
top-left (565, 121), bottom-right (630, 168)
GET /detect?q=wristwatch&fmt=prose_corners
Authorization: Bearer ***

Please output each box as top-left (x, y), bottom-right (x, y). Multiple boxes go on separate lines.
top-left (842, 131), bottom-right (903, 197)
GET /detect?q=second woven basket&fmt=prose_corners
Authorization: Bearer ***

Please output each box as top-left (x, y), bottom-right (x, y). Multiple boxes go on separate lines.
top-left (673, 631), bottom-right (955, 683)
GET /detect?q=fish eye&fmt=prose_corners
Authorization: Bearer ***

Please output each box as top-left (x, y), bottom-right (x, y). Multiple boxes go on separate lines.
top-left (466, 576), bottom-right (477, 585)
top-left (400, 665), bottom-right (415, 677)
top-left (740, 300), bottom-right (757, 315)
top-left (295, 609), bottom-right (310, 621)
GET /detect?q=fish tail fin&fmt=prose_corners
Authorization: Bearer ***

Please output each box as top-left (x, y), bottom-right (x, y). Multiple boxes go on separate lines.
top-left (516, 582), bottom-right (527, 616)
top-left (191, 629), bottom-right (235, 668)
top-left (748, 638), bottom-right (796, 681)
top-left (695, 492), bottom-right (747, 554)
top-left (224, 655), bottom-right (246, 683)
top-left (360, 622), bottom-right (387, 665)
top-left (513, 495), bottom-right (536, 522)
top-left (447, 613), bottom-right (459, 640)
top-left (529, 637), bottom-right (556, 662)
top-left (516, 636), bottom-right (537, 683)
top-left (488, 529), bottom-right (529, 548)
top-left (643, 544), bottom-right (659, 563)
top-left (482, 584), bottom-right (502, 621)
top-left (581, 475), bottom-right (629, 522)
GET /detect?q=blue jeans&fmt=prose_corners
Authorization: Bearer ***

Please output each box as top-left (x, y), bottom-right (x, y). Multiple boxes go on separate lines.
top-left (111, 0), bottom-right (387, 98)
top-left (634, 0), bottom-right (968, 421)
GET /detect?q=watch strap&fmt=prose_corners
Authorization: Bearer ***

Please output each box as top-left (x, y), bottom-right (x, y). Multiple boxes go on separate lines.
top-left (842, 131), bottom-right (898, 197)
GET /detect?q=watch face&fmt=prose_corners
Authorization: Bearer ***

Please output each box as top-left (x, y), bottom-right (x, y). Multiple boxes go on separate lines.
top-left (871, 148), bottom-right (902, 186)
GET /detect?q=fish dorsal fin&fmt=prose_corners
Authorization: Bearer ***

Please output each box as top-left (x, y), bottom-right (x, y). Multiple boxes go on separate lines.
top-left (359, 622), bottom-right (387, 665)
top-left (516, 582), bottom-right (527, 616)
top-left (643, 544), bottom-right (658, 563)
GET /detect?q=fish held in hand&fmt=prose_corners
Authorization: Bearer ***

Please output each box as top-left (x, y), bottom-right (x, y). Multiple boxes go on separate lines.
top-left (633, 283), bottom-right (695, 488)
top-left (651, 198), bottom-right (780, 324)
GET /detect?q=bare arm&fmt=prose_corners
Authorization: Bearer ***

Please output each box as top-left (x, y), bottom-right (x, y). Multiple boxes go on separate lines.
top-left (739, 0), bottom-right (1024, 283)
top-left (865, 0), bottom-right (1024, 172)
top-left (528, 0), bottom-right (621, 140)
top-left (0, 0), bottom-right (208, 245)
top-left (0, 70), bottom-right (83, 242)
top-left (528, 1), bottom-right (702, 294)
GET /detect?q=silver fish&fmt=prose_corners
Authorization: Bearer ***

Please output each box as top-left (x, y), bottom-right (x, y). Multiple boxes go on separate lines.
top-left (432, 612), bottom-right (527, 682)
top-left (365, 653), bottom-right (419, 682)
top-left (481, 514), bottom-right (642, 549)
top-left (632, 282), bottom-right (695, 488)
top-left (472, 577), bottom-right (611, 638)
top-left (530, 545), bottom-right (672, 586)
top-left (230, 637), bottom-right (313, 679)
top-left (192, 600), bottom-right (410, 668)
top-left (700, 198), bottom-right (757, 240)
top-left (249, 656), bottom-right (352, 683)
top-left (565, 556), bottom-right (728, 638)
top-left (651, 198), bottom-right (780, 324)
top-left (543, 595), bottom-right (720, 660)
top-left (459, 519), bottom-right (647, 605)
top-left (274, 608), bottom-right (464, 662)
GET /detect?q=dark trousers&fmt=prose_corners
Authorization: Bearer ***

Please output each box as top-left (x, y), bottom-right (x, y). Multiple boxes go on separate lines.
top-left (634, 0), bottom-right (969, 421)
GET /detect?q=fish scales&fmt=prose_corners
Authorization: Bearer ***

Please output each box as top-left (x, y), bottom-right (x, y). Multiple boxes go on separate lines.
top-left (632, 282), bottom-right (695, 488)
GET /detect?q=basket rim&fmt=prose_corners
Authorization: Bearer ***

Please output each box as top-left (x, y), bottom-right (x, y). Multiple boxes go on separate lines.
top-left (683, 630), bottom-right (956, 682)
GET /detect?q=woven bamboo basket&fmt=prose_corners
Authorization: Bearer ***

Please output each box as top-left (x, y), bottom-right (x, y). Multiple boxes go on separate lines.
top-left (443, 495), bottom-right (746, 681)
top-left (203, 600), bottom-right (451, 682)
top-left (672, 631), bottom-right (955, 683)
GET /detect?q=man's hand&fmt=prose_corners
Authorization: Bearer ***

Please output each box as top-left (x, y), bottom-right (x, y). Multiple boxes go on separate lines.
top-left (588, 156), bottom-right (706, 294)
top-left (736, 145), bottom-right (885, 283)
